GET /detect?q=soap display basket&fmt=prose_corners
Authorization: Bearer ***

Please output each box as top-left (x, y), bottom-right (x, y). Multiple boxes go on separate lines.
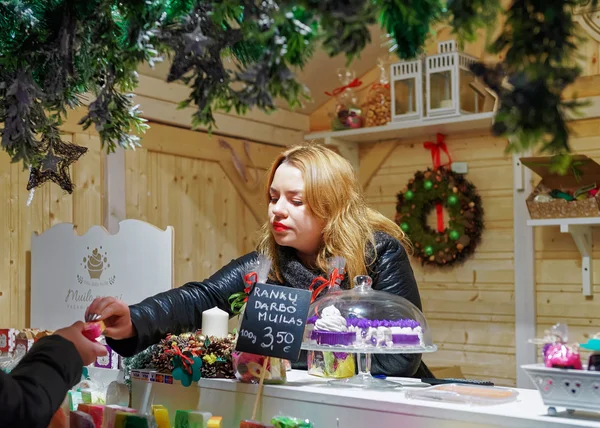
top-left (521, 363), bottom-right (600, 416)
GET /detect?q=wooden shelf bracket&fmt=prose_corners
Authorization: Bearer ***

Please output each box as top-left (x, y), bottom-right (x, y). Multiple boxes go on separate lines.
top-left (560, 223), bottom-right (593, 296)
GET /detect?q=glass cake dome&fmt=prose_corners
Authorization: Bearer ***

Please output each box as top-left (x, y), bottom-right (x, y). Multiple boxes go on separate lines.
top-left (301, 275), bottom-right (437, 389)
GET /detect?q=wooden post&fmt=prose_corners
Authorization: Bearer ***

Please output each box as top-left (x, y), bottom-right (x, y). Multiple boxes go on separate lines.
top-left (513, 151), bottom-right (536, 388)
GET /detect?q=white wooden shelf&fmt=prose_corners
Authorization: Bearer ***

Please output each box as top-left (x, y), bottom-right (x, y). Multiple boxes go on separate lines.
top-left (304, 112), bottom-right (496, 143)
top-left (528, 217), bottom-right (600, 296)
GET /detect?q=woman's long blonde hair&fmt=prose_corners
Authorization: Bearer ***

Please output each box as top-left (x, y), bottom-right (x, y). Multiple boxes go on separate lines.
top-left (257, 144), bottom-right (411, 284)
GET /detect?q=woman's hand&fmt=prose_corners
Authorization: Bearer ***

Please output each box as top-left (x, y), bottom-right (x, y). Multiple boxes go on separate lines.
top-left (54, 322), bottom-right (108, 365)
top-left (85, 297), bottom-right (136, 340)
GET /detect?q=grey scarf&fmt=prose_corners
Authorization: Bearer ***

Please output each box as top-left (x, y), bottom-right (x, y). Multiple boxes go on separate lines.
top-left (273, 246), bottom-right (352, 291)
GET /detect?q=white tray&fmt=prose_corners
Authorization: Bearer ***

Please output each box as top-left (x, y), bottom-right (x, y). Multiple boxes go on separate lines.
top-left (521, 363), bottom-right (600, 416)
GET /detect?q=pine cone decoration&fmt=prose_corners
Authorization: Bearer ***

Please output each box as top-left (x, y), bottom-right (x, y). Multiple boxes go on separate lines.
top-left (201, 336), bottom-right (235, 379)
top-left (150, 333), bottom-right (194, 373)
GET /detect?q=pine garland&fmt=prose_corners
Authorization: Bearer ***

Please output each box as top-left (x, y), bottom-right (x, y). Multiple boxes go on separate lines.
top-left (0, 0), bottom-right (596, 180)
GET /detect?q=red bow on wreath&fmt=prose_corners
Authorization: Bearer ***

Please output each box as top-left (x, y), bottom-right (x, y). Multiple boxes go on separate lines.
top-left (324, 78), bottom-right (362, 97)
top-left (423, 133), bottom-right (452, 233)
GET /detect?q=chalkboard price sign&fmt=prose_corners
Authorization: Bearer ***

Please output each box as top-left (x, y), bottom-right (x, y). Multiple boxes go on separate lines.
top-left (235, 283), bottom-right (312, 361)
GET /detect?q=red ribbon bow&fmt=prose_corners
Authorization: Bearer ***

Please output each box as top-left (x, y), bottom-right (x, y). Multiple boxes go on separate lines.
top-left (242, 272), bottom-right (258, 301)
top-left (423, 133), bottom-right (452, 234)
top-left (324, 78), bottom-right (363, 97)
top-left (308, 268), bottom-right (345, 304)
top-left (166, 344), bottom-right (195, 374)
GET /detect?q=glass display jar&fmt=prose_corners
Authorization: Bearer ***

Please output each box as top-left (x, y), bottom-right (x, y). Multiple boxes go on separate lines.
top-left (232, 352), bottom-right (287, 384)
top-left (302, 275), bottom-right (436, 388)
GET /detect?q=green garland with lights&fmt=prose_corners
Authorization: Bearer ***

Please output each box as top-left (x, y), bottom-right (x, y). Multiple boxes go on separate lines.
top-left (395, 167), bottom-right (484, 267)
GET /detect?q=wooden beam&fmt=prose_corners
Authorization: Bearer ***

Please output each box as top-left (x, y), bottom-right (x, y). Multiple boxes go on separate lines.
top-left (135, 74), bottom-right (310, 132)
top-left (218, 161), bottom-right (267, 224)
top-left (125, 95), bottom-right (304, 148)
top-left (62, 91), bottom-right (305, 148)
top-left (359, 141), bottom-right (398, 190)
top-left (61, 108), bottom-right (283, 170)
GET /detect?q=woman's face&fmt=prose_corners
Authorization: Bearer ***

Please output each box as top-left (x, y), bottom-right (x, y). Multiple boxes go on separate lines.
top-left (268, 163), bottom-right (325, 258)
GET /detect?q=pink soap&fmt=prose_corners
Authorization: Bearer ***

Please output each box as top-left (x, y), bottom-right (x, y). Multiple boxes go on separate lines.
top-left (83, 321), bottom-right (105, 341)
top-left (70, 411), bottom-right (95, 428)
top-left (77, 404), bottom-right (105, 427)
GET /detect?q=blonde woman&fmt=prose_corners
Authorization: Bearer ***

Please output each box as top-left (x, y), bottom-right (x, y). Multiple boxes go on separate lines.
top-left (87, 144), bottom-right (432, 377)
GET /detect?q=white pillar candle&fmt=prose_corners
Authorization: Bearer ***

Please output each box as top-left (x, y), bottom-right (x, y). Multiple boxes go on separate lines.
top-left (202, 307), bottom-right (229, 338)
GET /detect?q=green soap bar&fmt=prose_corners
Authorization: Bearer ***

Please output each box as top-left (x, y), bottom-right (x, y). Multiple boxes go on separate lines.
top-left (114, 412), bottom-right (151, 428)
top-left (174, 410), bottom-right (212, 428)
top-left (271, 416), bottom-right (314, 428)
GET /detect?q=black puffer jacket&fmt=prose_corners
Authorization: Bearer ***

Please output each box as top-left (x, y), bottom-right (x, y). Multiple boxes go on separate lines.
top-left (107, 232), bottom-right (434, 378)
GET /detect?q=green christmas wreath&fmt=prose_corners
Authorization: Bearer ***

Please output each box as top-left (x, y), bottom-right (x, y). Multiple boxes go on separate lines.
top-left (395, 167), bottom-right (484, 267)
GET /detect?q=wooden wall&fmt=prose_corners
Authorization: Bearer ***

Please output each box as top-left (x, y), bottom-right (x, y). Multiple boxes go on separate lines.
top-left (361, 133), bottom-right (516, 385)
top-left (0, 107), bottom-right (286, 328)
top-left (0, 133), bottom-right (104, 329)
top-left (534, 118), bottom-right (600, 364)
top-left (123, 125), bottom-right (275, 288)
top-left (349, 20), bottom-right (600, 386)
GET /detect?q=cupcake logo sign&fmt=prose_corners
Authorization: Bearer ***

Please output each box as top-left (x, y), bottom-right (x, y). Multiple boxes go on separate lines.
top-left (76, 246), bottom-right (116, 286)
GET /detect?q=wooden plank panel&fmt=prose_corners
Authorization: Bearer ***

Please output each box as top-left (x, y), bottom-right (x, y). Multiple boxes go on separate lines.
top-left (536, 259), bottom-right (600, 285)
top-left (422, 289), bottom-right (514, 317)
top-left (49, 134), bottom-right (74, 227)
top-left (125, 149), bottom-right (262, 290)
top-left (9, 162), bottom-right (23, 327)
top-left (424, 349), bottom-right (515, 380)
top-left (576, 33), bottom-right (600, 77)
top-left (135, 74), bottom-right (310, 132)
top-left (412, 259), bottom-right (514, 284)
top-left (72, 134), bottom-right (103, 234)
top-left (428, 319), bottom-right (515, 348)
top-left (0, 152), bottom-right (11, 326)
top-left (537, 291), bottom-right (599, 319)
top-left (360, 132), bottom-right (517, 385)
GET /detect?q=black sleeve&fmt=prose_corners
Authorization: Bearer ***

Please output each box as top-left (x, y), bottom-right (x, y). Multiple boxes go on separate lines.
top-left (368, 235), bottom-right (425, 377)
top-left (0, 335), bottom-right (83, 428)
top-left (107, 252), bottom-right (258, 357)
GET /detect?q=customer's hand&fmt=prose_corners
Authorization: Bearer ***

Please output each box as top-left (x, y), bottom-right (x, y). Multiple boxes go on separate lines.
top-left (85, 297), bottom-right (135, 340)
top-left (54, 322), bottom-right (108, 365)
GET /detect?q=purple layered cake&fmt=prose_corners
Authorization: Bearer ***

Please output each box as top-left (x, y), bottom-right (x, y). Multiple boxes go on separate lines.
top-left (308, 305), bottom-right (424, 348)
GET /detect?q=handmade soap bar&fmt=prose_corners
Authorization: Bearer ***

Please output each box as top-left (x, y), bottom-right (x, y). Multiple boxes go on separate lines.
top-left (174, 410), bottom-right (212, 428)
top-left (68, 391), bottom-right (83, 411)
top-left (70, 411), bottom-right (95, 428)
top-left (240, 421), bottom-right (273, 428)
top-left (83, 321), bottom-right (105, 341)
top-left (81, 388), bottom-right (106, 405)
top-left (102, 405), bottom-right (137, 428)
top-left (114, 412), bottom-right (153, 428)
top-left (152, 405), bottom-right (171, 428)
top-left (271, 416), bottom-right (314, 428)
top-left (207, 416), bottom-right (222, 428)
top-left (77, 404), bottom-right (105, 427)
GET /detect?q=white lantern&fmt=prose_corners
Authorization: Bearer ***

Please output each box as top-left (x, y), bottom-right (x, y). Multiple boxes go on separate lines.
top-left (425, 40), bottom-right (484, 119)
top-left (390, 59), bottom-right (423, 122)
